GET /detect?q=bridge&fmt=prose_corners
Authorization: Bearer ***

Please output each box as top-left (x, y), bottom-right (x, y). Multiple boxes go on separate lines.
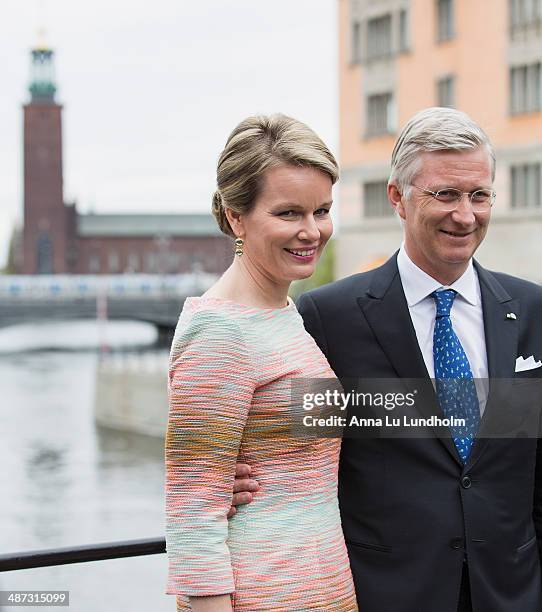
top-left (0, 273), bottom-right (217, 330)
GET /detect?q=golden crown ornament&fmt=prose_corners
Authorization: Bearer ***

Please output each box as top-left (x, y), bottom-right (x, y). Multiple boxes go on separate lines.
top-left (234, 237), bottom-right (244, 256)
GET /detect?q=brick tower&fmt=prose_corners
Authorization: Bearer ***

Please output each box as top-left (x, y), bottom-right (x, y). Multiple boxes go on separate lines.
top-left (22, 45), bottom-right (67, 274)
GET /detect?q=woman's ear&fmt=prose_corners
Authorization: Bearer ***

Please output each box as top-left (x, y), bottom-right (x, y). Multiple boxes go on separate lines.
top-left (224, 207), bottom-right (245, 238)
top-left (387, 183), bottom-right (406, 220)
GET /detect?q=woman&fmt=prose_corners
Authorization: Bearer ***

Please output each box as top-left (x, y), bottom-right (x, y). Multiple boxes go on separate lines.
top-left (165, 114), bottom-right (357, 611)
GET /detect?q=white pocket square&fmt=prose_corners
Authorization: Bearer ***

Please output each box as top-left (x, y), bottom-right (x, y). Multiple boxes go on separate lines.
top-left (515, 355), bottom-right (542, 372)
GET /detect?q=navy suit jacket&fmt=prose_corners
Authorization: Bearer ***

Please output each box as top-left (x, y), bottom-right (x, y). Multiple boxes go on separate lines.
top-left (297, 254), bottom-right (542, 612)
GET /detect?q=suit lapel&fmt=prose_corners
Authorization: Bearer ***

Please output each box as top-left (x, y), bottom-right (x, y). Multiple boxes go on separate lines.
top-left (357, 255), bottom-right (428, 380)
top-left (357, 254), bottom-right (462, 465)
top-left (476, 263), bottom-right (519, 380)
top-left (466, 262), bottom-right (519, 469)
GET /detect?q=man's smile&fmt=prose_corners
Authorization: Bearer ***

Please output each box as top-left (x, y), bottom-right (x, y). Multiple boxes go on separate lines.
top-left (439, 229), bottom-right (475, 238)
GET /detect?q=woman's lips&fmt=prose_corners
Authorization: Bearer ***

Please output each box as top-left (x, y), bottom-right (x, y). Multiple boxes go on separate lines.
top-left (284, 247), bottom-right (317, 262)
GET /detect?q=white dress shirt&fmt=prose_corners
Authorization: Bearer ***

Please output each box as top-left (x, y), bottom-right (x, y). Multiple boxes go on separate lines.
top-left (397, 246), bottom-right (488, 415)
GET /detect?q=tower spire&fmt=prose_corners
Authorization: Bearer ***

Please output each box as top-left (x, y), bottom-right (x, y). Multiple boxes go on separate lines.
top-left (28, 33), bottom-right (56, 104)
top-left (35, 26), bottom-right (49, 51)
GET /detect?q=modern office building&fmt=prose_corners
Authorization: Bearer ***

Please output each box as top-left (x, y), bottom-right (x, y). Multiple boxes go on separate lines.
top-left (338, 0), bottom-right (542, 280)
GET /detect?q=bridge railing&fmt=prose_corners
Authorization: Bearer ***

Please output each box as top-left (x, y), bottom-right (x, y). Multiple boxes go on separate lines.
top-left (0, 273), bottom-right (217, 300)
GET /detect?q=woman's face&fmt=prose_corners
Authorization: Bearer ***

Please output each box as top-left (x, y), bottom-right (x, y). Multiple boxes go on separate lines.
top-left (237, 164), bottom-right (333, 284)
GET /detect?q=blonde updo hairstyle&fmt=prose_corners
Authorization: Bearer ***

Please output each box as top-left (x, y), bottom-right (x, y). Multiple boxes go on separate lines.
top-left (211, 114), bottom-right (339, 238)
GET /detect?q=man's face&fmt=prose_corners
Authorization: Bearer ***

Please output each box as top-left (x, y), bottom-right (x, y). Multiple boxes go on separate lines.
top-left (391, 147), bottom-right (493, 284)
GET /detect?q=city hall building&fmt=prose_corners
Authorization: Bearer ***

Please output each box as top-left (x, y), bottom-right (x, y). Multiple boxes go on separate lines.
top-left (16, 45), bottom-right (231, 275)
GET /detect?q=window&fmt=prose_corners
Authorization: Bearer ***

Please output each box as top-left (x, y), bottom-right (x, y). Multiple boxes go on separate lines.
top-left (437, 0), bottom-right (454, 42)
top-left (367, 14), bottom-right (393, 60)
top-left (88, 254), bottom-right (100, 273)
top-left (366, 93), bottom-right (394, 137)
top-left (146, 252), bottom-right (157, 273)
top-left (511, 163), bottom-right (542, 208)
top-left (509, 0), bottom-right (542, 30)
top-left (166, 252), bottom-right (181, 273)
top-left (510, 63), bottom-right (542, 114)
top-left (399, 9), bottom-right (409, 52)
top-left (108, 251), bottom-right (120, 273)
top-left (352, 20), bottom-right (362, 63)
top-left (127, 252), bottom-right (139, 272)
top-left (363, 181), bottom-right (393, 217)
top-left (437, 76), bottom-right (455, 107)
top-left (36, 232), bottom-right (53, 274)
top-left (510, 0), bottom-right (522, 28)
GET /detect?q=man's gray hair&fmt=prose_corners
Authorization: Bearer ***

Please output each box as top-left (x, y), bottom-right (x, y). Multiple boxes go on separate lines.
top-left (389, 107), bottom-right (496, 196)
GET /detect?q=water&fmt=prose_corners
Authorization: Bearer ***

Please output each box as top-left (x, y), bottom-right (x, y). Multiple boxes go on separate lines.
top-left (0, 320), bottom-right (173, 611)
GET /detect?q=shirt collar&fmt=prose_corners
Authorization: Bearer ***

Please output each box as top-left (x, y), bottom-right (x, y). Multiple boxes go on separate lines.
top-left (397, 245), bottom-right (480, 307)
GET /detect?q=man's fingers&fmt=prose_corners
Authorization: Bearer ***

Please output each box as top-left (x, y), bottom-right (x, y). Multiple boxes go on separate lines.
top-left (234, 463), bottom-right (252, 478)
top-left (232, 479), bottom-right (260, 493)
top-left (232, 492), bottom-right (253, 507)
top-left (227, 506), bottom-right (237, 519)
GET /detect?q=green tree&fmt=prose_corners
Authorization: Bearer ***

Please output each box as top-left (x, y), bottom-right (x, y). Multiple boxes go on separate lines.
top-left (4, 226), bottom-right (22, 274)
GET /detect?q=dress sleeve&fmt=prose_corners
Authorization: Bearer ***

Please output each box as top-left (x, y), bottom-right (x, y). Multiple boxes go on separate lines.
top-left (165, 309), bottom-right (256, 596)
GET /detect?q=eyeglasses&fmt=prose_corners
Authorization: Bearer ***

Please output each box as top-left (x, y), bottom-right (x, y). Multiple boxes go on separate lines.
top-left (410, 185), bottom-right (496, 212)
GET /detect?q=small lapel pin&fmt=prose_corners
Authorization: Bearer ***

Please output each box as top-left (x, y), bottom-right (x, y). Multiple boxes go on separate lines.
top-left (506, 312), bottom-right (517, 320)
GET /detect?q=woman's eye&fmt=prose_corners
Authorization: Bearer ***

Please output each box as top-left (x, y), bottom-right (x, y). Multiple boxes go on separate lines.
top-left (278, 210), bottom-right (298, 218)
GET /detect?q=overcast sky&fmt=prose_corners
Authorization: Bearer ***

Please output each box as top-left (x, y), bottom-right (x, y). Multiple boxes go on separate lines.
top-left (0, 0), bottom-right (338, 268)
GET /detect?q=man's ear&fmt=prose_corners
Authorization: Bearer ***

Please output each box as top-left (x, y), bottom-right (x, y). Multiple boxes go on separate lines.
top-left (388, 183), bottom-right (406, 220)
top-left (224, 207), bottom-right (245, 238)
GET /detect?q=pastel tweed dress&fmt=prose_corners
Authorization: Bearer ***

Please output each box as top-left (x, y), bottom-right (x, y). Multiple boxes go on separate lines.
top-left (165, 296), bottom-right (357, 611)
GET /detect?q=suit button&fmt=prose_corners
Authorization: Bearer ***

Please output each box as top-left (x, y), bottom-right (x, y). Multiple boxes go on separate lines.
top-left (450, 538), bottom-right (464, 550)
top-left (461, 476), bottom-right (472, 489)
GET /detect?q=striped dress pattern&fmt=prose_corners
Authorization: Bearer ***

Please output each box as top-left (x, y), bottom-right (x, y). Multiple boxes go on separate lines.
top-left (165, 297), bottom-right (357, 610)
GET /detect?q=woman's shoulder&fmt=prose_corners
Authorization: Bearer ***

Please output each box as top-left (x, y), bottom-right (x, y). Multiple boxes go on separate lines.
top-left (173, 297), bottom-right (245, 342)
top-left (171, 295), bottom-right (303, 353)
top-left (168, 299), bottom-right (249, 369)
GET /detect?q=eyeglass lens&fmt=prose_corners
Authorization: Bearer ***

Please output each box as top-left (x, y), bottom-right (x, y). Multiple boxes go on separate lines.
top-left (433, 189), bottom-right (493, 207)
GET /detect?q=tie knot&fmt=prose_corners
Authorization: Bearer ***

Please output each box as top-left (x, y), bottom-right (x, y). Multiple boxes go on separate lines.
top-left (432, 289), bottom-right (456, 317)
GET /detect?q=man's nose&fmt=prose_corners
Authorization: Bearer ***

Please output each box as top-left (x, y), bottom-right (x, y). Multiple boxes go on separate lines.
top-left (450, 194), bottom-right (477, 224)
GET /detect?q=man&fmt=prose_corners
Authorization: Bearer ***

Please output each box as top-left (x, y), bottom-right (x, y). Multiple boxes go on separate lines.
top-left (232, 107), bottom-right (542, 611)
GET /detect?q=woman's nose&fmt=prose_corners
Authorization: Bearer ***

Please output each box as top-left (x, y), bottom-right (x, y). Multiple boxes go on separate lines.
top-left (297, 216), bottom-right (320, 242)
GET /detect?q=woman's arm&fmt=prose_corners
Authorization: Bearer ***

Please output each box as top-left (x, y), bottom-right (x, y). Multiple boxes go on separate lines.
top-left (190, 594), bottom-right (233, 612)
top-left (165, 310), bottom-right (255, 598)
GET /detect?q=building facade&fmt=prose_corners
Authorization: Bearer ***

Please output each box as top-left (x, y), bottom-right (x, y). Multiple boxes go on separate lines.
top-left (19, 46), bottom-right (231, 275)
top-left (338, 0), bottom-right (542, 280)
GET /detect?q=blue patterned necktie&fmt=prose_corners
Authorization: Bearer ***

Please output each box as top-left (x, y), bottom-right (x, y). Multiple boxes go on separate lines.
top-left (432, 289), bottom-right (480, 463)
